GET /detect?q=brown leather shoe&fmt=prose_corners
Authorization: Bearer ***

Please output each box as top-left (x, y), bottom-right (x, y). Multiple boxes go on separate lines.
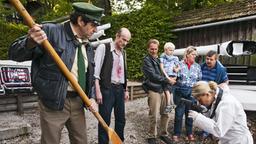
top-left (186, 134), bottom-right (195, 141)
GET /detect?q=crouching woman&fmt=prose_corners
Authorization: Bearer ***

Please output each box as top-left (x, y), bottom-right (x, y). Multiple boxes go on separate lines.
top-left (189, 81), bottom-right (253, 144)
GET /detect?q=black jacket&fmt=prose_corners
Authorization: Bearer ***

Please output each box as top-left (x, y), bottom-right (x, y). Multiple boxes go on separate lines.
top-left (142, 55), bottom-right (169, 93)
top-left (9, 21), bottom-right (95, 110)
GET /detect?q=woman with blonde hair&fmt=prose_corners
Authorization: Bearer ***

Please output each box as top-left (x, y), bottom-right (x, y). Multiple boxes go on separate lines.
top-left (189, 81), bottom-right (253, 144)
top-left (172, 46), bottom-right (202, 141)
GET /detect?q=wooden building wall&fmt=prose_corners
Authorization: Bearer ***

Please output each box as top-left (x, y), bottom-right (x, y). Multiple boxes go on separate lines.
top-left (173, 19), bottom-right (256, 66)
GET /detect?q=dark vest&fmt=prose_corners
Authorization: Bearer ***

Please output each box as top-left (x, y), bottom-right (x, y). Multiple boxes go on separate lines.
top-left (99, 43), bottom-right (127, 89)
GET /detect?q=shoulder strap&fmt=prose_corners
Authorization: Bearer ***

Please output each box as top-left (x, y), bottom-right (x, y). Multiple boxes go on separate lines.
top-left (105, 43), bottom-right (111, 52)
top-left (210, 88), bottom-right (223, 119)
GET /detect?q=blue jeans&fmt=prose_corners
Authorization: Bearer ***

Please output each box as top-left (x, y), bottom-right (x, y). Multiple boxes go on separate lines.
top-left (98, 84), bottom-right (125, 144)
top-left (173, 86), bottom-right (195, 136)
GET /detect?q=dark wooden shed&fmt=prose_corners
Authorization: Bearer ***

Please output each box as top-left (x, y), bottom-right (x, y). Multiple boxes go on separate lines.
top-left (172, 0), bottom-right (256, 66)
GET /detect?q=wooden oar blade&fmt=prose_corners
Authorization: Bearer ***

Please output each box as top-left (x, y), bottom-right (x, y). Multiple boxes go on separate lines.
top-left (108, 128), bottom-right (122, 144)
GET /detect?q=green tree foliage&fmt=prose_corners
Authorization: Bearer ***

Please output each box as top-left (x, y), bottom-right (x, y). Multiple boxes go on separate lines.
top-left (103, 3), bottom-right (175, 80)
top-left (0, 20), bottom-right (27, 59)
top-left (110, 0), bottom-right (145, 14)
top-left (0, 0), bottom-right (236, 80)
top-left (177, 0), bottom-right (235, 11)
top-left (0, 1), bottom-right (15, 22)
top-left (39, 0), bottom-right (72, 22)
top-left (91, 0), bottom-right (112, 15)
top-left (146, 0), bottom-right (235, 11)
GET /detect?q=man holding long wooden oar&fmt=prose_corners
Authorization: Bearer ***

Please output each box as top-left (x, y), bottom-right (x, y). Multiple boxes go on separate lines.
top-left (9, 2), bottom-right (103, 144)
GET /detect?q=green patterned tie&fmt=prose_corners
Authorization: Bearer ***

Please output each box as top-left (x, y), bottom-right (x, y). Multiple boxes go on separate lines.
top-left (77, 43), bottom-right (86, 91)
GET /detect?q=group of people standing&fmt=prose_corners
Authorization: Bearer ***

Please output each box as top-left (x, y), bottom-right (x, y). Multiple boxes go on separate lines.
top-left (142, 39), bottom-right (253, 144)
top-left (7, 1), bottom-right (253, 144)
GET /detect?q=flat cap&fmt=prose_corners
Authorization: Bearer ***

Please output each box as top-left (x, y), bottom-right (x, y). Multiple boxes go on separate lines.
top-left (72, 2), bottom-right (104, 22)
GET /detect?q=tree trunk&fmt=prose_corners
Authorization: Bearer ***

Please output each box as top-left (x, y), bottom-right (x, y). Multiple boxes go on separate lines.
top-left (93, 0), bottom-right (112, 16)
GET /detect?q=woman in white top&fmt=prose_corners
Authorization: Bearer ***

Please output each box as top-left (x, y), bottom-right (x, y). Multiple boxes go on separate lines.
top-left (189, 81), bottom-right (253, 144)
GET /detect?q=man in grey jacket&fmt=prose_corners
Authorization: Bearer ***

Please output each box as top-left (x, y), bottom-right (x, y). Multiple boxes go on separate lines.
top-left (9, 2), bottom-right (103, 144)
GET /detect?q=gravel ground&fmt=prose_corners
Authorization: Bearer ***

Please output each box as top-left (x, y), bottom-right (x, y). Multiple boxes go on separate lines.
top-left (0, 97), bottom-right (255, 144)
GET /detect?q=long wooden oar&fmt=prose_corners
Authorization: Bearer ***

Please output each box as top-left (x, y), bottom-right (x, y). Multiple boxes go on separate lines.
top-left (9, 0), bottom-right (122, 143)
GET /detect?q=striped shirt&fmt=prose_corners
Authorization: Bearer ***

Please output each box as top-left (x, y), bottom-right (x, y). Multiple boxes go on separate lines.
top-left (201, 61), bottom-right (228, 84)
top-left (201, 66), bottom-right (217, 82)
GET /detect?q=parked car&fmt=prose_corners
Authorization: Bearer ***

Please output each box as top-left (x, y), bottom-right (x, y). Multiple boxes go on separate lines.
top-left (0, 60), bottom-right (33, 95)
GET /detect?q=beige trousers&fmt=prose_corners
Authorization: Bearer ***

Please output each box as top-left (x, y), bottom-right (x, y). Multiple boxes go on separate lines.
top-left (39, 97), bottom-right (87, 144)
top-left (148, 90), bottom-right (170, 138)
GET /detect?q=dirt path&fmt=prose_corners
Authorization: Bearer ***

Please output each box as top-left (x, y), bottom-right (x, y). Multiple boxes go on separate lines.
top-left (0, 97), bottom-right (150, 144)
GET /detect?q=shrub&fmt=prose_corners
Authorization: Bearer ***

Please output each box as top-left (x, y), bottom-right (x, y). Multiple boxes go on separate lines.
top-left (103, 4), bottom-right (175, 80)
top-left (0, 4), bottom-right (176, 81)
top-left (0, 21), bottom-right (27, 59)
